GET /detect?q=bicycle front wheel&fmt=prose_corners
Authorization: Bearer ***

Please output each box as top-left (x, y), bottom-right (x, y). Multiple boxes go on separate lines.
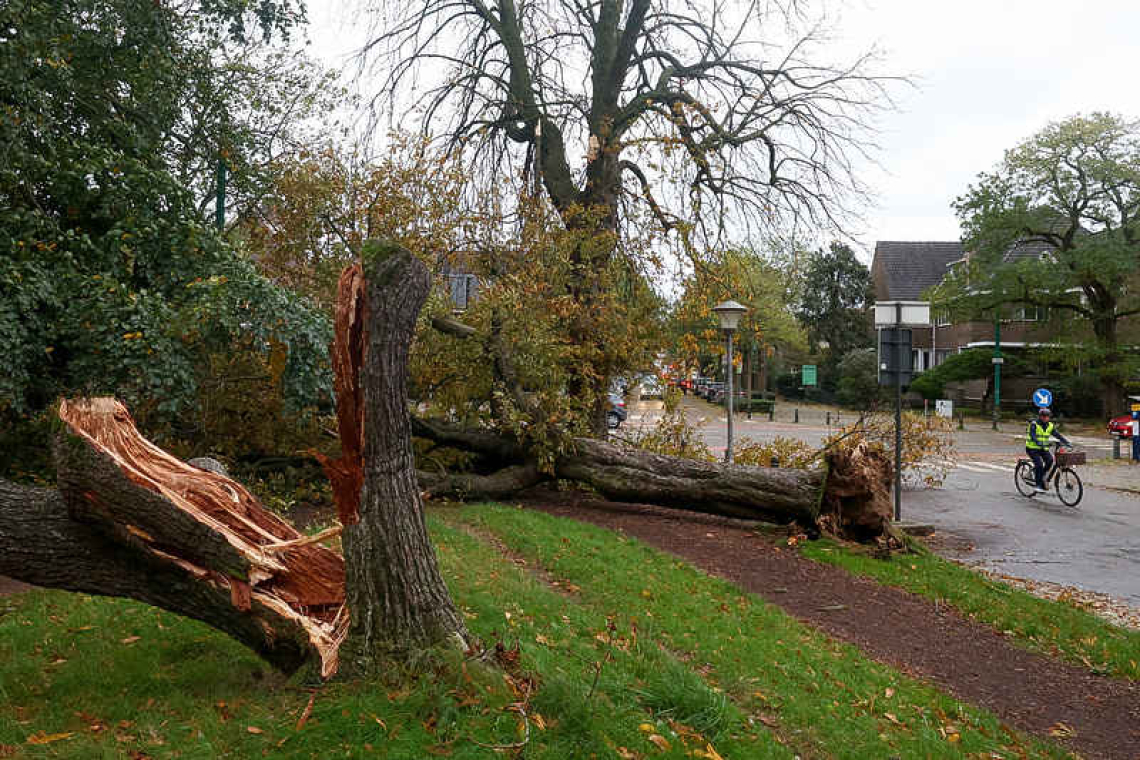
top-left (1014, 461), bottom-right (1037, 497)
top-left (1055, 467), bottom-right (1083, 507)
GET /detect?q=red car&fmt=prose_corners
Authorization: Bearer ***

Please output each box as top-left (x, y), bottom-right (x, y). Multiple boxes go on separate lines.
top-left (1108, 413), bottom-right (1135, 438)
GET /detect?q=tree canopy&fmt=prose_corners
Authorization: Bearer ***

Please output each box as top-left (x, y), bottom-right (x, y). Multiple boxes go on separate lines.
top-left (365, 0), bottom-right (891, 241)
top-left (360, 0), bottom-right (894, 430)
top-left (0, 0), bottom-right (331, 431)
top-left (669, 247), bottom-right (806, 380)
top-left (940, 112), bottom-right (1140, 413)
top-left (795, 242), bottom-right (873, 381)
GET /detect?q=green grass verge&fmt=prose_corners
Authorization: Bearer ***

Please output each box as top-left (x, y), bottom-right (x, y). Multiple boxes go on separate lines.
top-left (0, 504), bottom-right (1071, 759)
top-left (798, 539), bottom-right (1140, 680)
top-left (0, 519), bottom-right (782, 758)
top-left (444, 504), bottom-right (1070, 759)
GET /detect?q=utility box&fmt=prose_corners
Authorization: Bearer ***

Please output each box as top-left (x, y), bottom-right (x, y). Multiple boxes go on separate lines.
top-left (877, 328), bottom-right (912, 387)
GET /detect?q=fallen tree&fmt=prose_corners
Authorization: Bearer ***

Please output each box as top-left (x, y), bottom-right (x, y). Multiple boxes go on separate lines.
top-left (0, 241), bottom-right (891, 679)
top-left (412, 417), bottom-right (891, 536)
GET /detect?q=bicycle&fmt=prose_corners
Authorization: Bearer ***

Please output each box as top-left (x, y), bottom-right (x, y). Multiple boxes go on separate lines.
top-left (1014, 442), bottom-right (1084, 507)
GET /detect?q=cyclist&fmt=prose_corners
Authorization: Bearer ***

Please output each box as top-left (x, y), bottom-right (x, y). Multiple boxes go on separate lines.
top-left (1025, 407), bottom-right (1071, 493)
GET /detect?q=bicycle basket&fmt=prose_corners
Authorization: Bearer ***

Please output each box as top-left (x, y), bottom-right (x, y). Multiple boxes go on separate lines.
top-left (1056, 451), bottom-right (1086, 467)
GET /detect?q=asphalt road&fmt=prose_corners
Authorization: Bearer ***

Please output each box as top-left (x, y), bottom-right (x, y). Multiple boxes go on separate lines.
top-left (626, 396), bottom-right (1140, 606)
top-left (904, 466), bottom-right (1140, 607)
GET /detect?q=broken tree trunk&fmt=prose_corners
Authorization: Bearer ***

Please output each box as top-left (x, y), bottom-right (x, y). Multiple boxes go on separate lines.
top-left (0, 398), bottom-right (347, 676)
top-left (333, 243), bottom-right (469, 674)
top-left (411, 418), bottom-right (891, 537)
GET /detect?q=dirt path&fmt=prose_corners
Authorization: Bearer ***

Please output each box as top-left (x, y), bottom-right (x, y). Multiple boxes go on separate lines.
top-left (518, 490), bottom-right (1140, 760)
top-left (0, 576), bottom-right (31, 596)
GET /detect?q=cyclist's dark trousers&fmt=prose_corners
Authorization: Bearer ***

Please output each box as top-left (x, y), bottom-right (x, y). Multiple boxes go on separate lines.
top-left (1026, 448), bottom-right (1052, 489)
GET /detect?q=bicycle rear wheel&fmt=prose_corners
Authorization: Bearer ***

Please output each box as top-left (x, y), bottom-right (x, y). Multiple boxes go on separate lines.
top-left (1055, 467), bottom-right (1083, 507)
top-left (1014, 461), bottom-right (1037, 497)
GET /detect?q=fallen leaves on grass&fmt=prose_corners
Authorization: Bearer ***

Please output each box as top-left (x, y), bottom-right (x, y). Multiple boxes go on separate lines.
top-left (246, 726), bottom-right (263, 735)
top-left (295, 692), bottom-right (317, 731)
top-left (1048, 721), bottom-right (1075, 737)
top-left (120, 635), bottom-right (141, 645)
top-left (26, 732), bottom-right (73, 745)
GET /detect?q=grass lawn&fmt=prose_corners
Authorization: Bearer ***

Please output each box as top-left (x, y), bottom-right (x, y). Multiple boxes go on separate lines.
top-left (798, 538), bottom-right (1140, 680)
top-left (0, 504), bottom-right (1072, 759)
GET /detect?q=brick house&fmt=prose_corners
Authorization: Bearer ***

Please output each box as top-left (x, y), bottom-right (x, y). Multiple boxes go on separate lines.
top-left (871, 241), bottom-right (1062, 373)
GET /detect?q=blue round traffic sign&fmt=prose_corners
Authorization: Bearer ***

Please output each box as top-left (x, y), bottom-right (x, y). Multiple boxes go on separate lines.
top-left (1033, 388), bottom-right (1053, 408)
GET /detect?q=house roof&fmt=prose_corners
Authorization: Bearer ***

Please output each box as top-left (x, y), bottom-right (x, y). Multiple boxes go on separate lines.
top-left (872, 241), bottom-right (964, 301)
top-left (1003, 240), bottom-right (1053, 262)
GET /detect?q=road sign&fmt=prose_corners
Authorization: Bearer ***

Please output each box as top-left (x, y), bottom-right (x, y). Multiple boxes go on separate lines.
top-left (1130, 403), bottom-right (1140, 412)
top-left (801, 364), bottom-right (817, 387)
top-left (935, 399), bottom-right (953, 418)
top-left (877, 328), bottom-right (912, 386)
top-left (992, 357), bottom-right (1004, 365)
top-left (1032, 388), bottom-right (1053, 408)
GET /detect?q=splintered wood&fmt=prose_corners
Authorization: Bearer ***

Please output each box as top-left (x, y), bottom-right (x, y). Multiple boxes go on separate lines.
top-left (313, 263), bottom-right (367, 526)
top-left (58, 398), bottom-right (348, 677)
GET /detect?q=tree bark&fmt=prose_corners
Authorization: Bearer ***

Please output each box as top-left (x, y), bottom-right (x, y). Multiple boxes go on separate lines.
top-left (1093, 312), bottom-right (1125, 417)
top-left (337, 243), bottom-right (468, 674)
top-left (557, 438), bottom-right (825, 524)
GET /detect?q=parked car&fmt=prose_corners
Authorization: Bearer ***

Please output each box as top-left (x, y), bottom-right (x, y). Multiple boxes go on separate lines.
top-left (1108, 413), bottom-right (1134, 438)
top-left (638, 374), bottom-right (664, 398)
top-left (607, 392), bottom-right (627, 429)
top-left (702, 382), bottom-right (725, 402)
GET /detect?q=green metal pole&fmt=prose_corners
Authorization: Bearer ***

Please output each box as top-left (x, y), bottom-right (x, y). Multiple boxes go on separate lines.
top-left (215, 158), bottom-right (227, 232)
top-left (992, 313), bottom-right (1002, 431)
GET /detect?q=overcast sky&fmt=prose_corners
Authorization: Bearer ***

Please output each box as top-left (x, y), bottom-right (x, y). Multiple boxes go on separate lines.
top-left (305, 0), bottom-right (1140, 263)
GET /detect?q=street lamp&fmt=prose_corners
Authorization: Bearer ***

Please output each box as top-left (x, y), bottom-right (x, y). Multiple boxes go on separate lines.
top-left (713, 300), bottom-right (748, 463)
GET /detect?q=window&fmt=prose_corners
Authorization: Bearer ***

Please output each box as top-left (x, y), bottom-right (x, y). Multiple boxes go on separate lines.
top-left (1011, 305), bottom-right (1046, 322)
top-left (448, 273), bottom-right (479, 311)
top-left (934, 310), bottom-right (950, 327)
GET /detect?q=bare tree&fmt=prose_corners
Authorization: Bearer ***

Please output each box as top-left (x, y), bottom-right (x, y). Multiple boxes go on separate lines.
top-left (360, 0), bottom-right (896, 428)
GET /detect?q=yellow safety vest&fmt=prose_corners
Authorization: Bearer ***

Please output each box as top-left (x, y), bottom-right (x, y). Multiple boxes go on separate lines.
top-left (1026, 420), bottom-right (1054, 450)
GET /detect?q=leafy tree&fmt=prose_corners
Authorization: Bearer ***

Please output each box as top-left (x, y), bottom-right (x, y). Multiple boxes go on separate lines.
top-left (0, 0), bottom-right (330, 437)
top-left (362, 0), bottom-right (894, 430)
top-left (944, 113), bottom-right (1140, 415)
top-left (795, 242), bottom-right (873, 389)
top-left (908, 348), bottom-right (1030, 401)
top-left (670, 248), bottom-right (806, 384)
top-left (242, 135), bottom-right (473, 308)
top-left (834, 348), bottom-right (882, 410)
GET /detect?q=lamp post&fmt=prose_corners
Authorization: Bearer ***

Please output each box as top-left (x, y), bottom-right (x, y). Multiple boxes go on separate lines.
top-left (713, 300), bottom-right (748, 463)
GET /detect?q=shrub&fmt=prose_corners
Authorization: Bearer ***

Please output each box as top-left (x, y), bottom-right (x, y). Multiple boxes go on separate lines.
top-left (733, 436), bottom-right (818, 469)
top-left (835, 348), bottom-right (885, 410)
top-left (625, 390), bottom-right (714, 461)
